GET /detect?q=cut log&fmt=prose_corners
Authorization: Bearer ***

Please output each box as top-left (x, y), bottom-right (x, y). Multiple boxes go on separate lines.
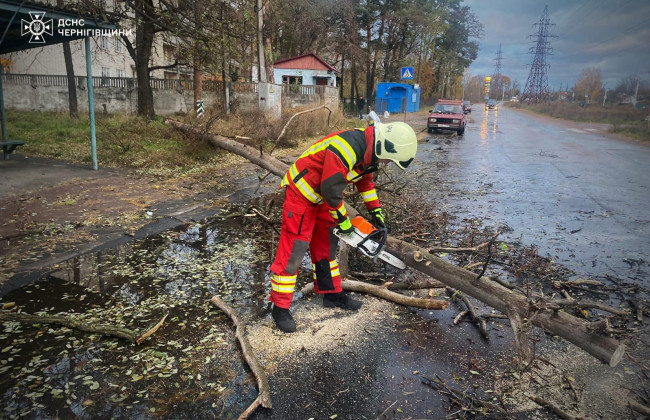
top-left (301, 279), bottom-right (449, 310)
top-left (168, 120), bottom-right (626, 367)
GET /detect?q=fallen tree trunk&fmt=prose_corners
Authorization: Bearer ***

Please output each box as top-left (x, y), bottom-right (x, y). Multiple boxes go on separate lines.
top-left (167, 120), bottom-right (626, 367)
top-left (301, 279), bottom-right (449, 310)
top-left (384, 243), bottom-right (625, 366)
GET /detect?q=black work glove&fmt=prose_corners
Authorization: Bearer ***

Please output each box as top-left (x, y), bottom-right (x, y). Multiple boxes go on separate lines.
top-left (369, 207), bottom-right (386, 229)
top-left (338, 217), bottom-right (355, 235)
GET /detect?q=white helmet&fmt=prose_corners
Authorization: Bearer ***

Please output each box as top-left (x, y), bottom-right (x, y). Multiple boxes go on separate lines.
top-left (374, 122), bottom-right (417, 169)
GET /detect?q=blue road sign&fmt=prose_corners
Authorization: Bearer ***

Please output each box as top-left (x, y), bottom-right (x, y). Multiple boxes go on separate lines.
top-left (401, 67), bottom-right (414, 80)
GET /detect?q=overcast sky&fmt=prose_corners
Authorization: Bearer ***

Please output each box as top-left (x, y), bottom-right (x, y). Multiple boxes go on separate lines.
top-left (462, 0), bottom-right (650, 92)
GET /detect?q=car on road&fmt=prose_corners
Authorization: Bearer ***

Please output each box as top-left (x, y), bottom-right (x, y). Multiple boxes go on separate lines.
top-left (427, 100), bottom-right (467, 136)
top-left (485, 99), bottom-right (498, 110)
top-left (462, 100), bottom-right (472, 113)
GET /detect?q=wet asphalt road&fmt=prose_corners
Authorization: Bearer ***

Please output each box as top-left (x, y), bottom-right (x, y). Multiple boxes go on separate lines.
top-left (415, 106), bottom-right (650, 287)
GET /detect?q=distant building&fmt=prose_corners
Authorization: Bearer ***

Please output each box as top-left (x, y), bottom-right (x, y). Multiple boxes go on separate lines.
top-left (273, 53), bottom-right (337, 87)
top-left (3, 0), bottom-right (189, 80)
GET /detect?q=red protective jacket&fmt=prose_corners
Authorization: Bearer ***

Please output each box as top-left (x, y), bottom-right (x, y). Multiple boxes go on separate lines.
top-left (280, 126), bottom-right (380, 221)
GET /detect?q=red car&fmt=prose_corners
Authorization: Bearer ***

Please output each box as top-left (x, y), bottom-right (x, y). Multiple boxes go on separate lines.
top-left (427, 100), bottom-right (467, 136)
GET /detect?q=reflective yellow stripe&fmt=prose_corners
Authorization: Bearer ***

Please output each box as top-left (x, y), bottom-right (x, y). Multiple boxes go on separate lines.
top-left (271, 274), bottom-right (297, 284)
top-left (294, 177), bottom-right (322, 203)
top-left (271, 283), bottom-right (296, 293)
top-left (346, 169), bottom-right (361, 181)
top-left (280, 163), bottom-right (323, 204)
top-left (360, 189), bottom-right (378, 203)
top-left (311, 261), bottom-right (341, 278)
top-left (271, 274), bottom-right (296, 293)
top-left (329, 203), bottom-right (347, 220)
top-left (328, 138), bottom-right (356, 170)
top-left (299, 135), bottom-right (356, 170)
top-left (329, 261), bottom-right (340, 277)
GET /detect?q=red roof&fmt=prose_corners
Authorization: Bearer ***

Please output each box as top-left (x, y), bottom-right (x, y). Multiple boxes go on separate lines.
top-left (273, 53), bottom-right (338, 73)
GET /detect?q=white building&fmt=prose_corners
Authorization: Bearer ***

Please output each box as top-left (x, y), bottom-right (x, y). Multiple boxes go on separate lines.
top-left (273, 53), bottom-right (338, 87)
top-left (4, 0), bottom-right (188, 80)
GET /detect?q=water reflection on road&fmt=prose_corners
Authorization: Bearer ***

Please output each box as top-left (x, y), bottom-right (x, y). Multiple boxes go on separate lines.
top-left (417, 106), bottom-right (650, 289)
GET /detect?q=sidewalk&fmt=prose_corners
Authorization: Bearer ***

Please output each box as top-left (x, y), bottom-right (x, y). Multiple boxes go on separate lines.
top-left (0, 154), bottom-right (272, 295)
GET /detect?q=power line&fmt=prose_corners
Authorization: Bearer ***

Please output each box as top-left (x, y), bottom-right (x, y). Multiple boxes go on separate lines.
top-left (586, 16), bottom-right (650, 52)
top-left (522, 5), bottom-right (557, 103)
top-left (490, 43), bottom-right (504, 98)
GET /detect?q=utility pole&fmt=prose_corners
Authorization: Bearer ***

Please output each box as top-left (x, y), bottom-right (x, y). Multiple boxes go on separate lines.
top-left (633, 78), bottom-right (639, 107)
top-left (522, 6), bottom-right (557, 103)
top-left (602, 88), bottom-right (607, 107)
top-left (491, 43), bottom-right (504, 98)
top-left (256, 0), bottom-right (267, 83)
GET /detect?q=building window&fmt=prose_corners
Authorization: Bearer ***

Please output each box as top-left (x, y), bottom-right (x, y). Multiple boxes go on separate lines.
top-left (101, 67), bottom-right (111, 86)
top-left (163, 44), bottom-right (176, 62)
top-left (114, 37), bottom-right (122, 52)
top-left (116, 69), bottom-right (125, 78)
top-left (282, 75), bottom-right (302, 85)
top-left (100, 36), bottom-right (109, 50)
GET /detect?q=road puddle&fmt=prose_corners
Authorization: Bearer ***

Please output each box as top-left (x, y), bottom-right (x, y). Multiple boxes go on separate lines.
top-left (0, 206), bottom-right (278, 419)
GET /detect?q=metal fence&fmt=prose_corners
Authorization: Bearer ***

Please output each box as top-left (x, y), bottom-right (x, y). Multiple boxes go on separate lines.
top-left (1, 73), bottom-right (259, 93)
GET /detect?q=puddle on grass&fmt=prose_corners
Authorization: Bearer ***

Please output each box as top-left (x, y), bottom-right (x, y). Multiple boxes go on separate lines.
top-left (0, 206), bottom-right (280, 419)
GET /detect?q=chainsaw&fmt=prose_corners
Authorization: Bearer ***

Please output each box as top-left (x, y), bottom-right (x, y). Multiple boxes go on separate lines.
top-left (334, 216), bottom-right (406, 269)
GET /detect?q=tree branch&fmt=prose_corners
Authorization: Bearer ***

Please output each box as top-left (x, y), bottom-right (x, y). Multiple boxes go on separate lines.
top-left (210, 296), bottom-right (272, 418)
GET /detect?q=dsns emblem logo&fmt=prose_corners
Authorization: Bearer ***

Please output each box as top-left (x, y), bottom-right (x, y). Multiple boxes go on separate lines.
top-left (21, 12), bottom-right (53, 43)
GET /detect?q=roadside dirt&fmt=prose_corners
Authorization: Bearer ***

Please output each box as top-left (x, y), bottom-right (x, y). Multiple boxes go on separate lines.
top-left (0, 156), bottom-right (255, 284)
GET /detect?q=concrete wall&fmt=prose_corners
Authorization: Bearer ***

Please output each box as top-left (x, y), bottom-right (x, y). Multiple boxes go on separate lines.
top-left (2, 78), bottom-right (335, 117)
top-left (282, 86), bottom-right (339, 110)
top-left (258, 83), bottom-right (282, 120)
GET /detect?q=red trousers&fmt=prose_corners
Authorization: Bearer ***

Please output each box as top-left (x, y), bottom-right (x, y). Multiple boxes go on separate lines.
top-left (269, 187), bottom-right (342, 309)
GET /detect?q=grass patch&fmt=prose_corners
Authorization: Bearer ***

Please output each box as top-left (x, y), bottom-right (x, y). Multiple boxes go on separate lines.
top-left (507, 101), bottom-right (650, 142)
top-left (5, 107), bottom-right (361, 175)
top-left (6, 110), bottom-right (218, 168)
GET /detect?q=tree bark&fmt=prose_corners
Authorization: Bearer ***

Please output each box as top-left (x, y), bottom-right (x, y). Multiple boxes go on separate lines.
top-left (133, 0), bottom-right (156, 119)
top-left (57, 0), bottom-right (77, 119)
top-left (0, 311), bottom-right (167, 345)
top-left (166, 120), bottom-right (626, 367)
top-left (192, 0), bottom-right (202, 114)
top-left (301, 279), bottom-right (449, 310)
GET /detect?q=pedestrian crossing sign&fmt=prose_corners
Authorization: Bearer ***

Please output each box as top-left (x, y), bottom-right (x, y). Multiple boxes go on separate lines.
top-left (401, 67), bottom-right (414, 80)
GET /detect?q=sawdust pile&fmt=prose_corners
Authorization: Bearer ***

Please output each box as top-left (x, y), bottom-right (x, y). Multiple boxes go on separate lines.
top-left (247, 294), bottom-right (395, 372)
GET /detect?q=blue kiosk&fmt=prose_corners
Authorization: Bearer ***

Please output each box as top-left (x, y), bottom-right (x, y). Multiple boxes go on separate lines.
top-left (375, 82), bottom-right (420, 114)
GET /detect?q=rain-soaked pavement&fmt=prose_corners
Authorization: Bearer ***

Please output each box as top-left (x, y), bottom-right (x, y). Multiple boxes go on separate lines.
top-left (1, 106), bottom-right (648, 419)
top-left (415, 107), bottom-right (650, 285)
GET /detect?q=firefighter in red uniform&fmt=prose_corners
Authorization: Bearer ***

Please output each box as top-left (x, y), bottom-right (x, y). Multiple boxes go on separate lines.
top-left (269, 119), bottom-right (418, 332)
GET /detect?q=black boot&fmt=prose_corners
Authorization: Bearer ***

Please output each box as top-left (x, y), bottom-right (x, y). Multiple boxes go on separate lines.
top-left (272, 305), bottom-right (296, 333)
top-left (323, 292), bottom-right (363, 311)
